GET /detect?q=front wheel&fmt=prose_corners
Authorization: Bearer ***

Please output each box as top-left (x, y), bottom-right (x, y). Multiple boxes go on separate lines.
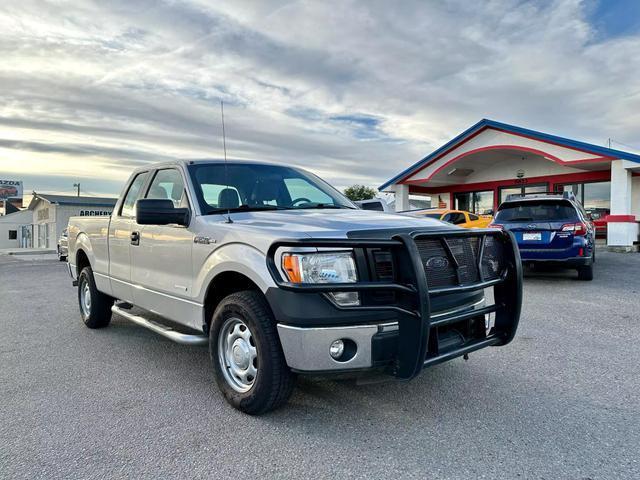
top-left (209, 290), bottom-right (295, 415)
top-left (78, 266), bottom-right (113, 328)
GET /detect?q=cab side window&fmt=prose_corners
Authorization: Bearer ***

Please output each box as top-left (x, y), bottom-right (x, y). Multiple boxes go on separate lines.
top-left (120, 172), bottom-right (149, 217)
top-left (146, 169), bottom-right (185, 207)
top-left (469, 213), bottom-right (479, 221)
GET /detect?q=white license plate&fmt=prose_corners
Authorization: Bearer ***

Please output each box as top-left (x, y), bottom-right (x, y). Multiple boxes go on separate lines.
top-left (523, 232), bottom-right (542, 241)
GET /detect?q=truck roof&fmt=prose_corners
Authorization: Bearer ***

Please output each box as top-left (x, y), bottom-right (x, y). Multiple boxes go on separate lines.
top-left (129, 159), bottom-right (293, 174)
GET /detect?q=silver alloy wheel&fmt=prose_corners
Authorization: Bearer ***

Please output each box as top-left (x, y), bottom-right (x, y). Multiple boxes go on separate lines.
top-left (80, 278), bottom-right (92, 317)
top-left (218, 317), bottom-right (258, 393)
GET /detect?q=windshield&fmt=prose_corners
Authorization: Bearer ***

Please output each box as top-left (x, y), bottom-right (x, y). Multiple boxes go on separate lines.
top-left (494, 200), bottom-right (578, 222)
top-left (422, 213), bottom-right (443, 219)
top-left (188, 163), bottom-right (356, 214)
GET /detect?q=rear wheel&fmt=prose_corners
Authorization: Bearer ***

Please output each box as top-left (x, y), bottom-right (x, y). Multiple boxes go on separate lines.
top-left (78, 266), bottom-right (113, 328)
top-left (577, 263), bottom-right (593, 281)
top-left (209, 290), bottom-right (295, 415)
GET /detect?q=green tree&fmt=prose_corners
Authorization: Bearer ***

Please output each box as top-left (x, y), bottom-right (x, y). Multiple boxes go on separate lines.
top-left (343, 184), bottom-right (377, 201)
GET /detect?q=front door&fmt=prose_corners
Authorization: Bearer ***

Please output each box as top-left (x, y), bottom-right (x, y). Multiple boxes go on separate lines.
top-left (130, 168), bottom-right (194, 324)
top-left (108, 171), bottom-right (150, 303)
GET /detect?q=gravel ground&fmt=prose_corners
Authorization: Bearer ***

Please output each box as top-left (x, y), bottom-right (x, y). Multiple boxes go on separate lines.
top-left (0, 252), bottom-right (638, 479)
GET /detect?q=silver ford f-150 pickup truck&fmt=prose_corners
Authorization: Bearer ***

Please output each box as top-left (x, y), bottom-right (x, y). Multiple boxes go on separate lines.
top-left (67, 160), bottom-right (522, 414)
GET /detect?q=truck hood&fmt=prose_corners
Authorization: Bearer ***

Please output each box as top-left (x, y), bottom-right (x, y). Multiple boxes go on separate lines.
top-left (200, 208), bottom-right (449, 239)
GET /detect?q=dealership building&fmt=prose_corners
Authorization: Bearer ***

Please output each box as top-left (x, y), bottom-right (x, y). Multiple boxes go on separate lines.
top-left (381, 119), bottom-right (640, 249)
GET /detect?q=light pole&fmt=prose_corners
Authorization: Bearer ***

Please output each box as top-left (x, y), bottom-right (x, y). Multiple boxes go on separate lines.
top-left (73, 183), bottom-right (80, 197)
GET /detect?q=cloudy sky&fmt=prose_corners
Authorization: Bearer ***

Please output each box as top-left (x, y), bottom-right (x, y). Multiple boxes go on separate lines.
top-left (1, 0), bottom-right (639, 198)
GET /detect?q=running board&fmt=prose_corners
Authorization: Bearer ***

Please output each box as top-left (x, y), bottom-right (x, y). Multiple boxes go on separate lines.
top-left (111, 305), bottom-right (208, 346)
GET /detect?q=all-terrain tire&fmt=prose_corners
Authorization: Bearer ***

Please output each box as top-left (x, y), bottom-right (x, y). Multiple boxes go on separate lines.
top-left (78, 266), bottom-right (113, 328)
top-left (209, 290), bottom-right (295, 415)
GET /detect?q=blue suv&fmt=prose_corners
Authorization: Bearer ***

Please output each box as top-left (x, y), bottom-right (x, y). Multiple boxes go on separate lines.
top-left (490, 191), bottom-right (595, 280)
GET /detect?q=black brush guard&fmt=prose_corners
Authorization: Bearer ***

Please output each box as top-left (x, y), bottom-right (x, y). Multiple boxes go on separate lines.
top-left (266, 229), bottom-right (522, 380)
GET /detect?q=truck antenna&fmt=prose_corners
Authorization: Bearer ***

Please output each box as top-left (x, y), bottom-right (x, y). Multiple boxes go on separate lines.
top-left (220, 100), bottom-right (233, 224)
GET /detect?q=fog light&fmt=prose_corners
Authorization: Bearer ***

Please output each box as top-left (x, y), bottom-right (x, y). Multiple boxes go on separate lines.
top-left (329, 339), bottom-right (345, 359)
top-left (329, 291), bottom-right (360, 306)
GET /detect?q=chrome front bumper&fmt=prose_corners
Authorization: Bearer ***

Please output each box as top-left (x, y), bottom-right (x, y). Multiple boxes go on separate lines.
top-left (277, 299), bottom-right (488, 373)
top-left (277, 323), bottom-right (379, 372)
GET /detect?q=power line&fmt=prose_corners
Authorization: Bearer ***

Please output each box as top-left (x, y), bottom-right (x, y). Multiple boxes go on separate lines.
top-left (608, 139), bottom-right (640, 153)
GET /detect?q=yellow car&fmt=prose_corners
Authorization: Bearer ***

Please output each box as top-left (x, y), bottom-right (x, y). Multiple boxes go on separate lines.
top-left (409, 209), bottom-right (493, 228)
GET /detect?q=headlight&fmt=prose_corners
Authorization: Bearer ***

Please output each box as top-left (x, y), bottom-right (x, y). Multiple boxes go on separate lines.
top-left (281, 251), bottom-right (360, 306)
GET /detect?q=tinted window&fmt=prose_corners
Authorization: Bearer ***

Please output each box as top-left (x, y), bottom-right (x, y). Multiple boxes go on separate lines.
top-left (423, 213), bottom-right (443, 219)
top-left (121, 172), bottom-right (149, 217)
top-left (495, 200), bottom-right (578, 222)
top-left (442, 212), bottom-right (466, 224)
top-left (469, 213), bottom-right (479, 221)
top-left (147, 169), bottom-right (185, 207)
top-left (360, 201), bottom-right (383, 211)
top-left (451, 213), bottom-right (467, 224)
top-left (188, 163), bottom-right (355, 213)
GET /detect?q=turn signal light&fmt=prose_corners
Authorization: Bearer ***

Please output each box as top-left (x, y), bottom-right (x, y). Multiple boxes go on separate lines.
top-left (282, 254), bottom-right (302, 283)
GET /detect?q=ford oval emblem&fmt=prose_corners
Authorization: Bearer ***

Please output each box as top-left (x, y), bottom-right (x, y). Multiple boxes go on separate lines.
top-left (425, 256), bottom-right (449, 270)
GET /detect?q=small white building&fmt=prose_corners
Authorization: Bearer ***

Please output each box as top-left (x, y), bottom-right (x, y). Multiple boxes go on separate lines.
top-left (0, 209), bottom-right (33, 249)
top-left (25, 194), bottom-right (117, 249)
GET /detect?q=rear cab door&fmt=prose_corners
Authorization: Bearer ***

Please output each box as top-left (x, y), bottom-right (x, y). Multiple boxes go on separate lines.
top-left (108, 170), bottom-right (151, 302)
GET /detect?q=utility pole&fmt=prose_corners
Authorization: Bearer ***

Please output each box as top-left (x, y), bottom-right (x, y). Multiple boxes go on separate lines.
top-left (608, 138), bottom-right (611, 149)
top-left (73, 183), bottom-right (80, 197)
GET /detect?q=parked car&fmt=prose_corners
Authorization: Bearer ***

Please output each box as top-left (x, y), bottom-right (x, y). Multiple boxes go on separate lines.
top-left (67, 160), bottom-right (522, 414)
top-left (57, 228), bottom-right (68, 261)
top-left (490, 191), bottom-right (595, 280)
top-left (408, 208), bottom-right (493, 228)
top-left (355, 197), bottom-right (392, 212)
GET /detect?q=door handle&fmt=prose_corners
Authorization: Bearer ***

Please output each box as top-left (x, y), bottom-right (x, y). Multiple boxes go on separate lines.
top-left (130, 231), bottom-right (140, 246)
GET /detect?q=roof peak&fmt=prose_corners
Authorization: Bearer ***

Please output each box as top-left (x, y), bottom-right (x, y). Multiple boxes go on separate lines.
top-left (379, 119), bottom-right (640, 191)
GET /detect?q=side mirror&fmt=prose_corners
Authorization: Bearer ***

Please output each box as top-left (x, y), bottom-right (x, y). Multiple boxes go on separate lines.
top-left (136, 199), bottom-right (190, 226)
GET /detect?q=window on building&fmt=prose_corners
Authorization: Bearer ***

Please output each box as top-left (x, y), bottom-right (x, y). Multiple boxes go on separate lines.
top-left (499, 184), bottom-right (548, 205)
top-left (8, 230), bottom-right (17, 240)
top-left (120, 171), bottom-right (150, 217)
top-left (454, 190), bottom-right (494, 215)
top-left (561, 181), bottom-right (610, 220)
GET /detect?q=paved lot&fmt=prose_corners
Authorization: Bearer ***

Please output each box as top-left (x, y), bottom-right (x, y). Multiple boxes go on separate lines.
top-left (1, 252), bottom-right (639, 479)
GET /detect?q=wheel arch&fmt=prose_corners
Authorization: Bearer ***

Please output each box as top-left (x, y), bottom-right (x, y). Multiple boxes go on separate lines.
top-left (73, 232), bottom-right (95, 275)
top-left (203, 270), bottom-right (267, 331)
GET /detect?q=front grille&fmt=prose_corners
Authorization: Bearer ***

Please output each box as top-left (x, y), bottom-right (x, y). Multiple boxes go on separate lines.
top-left (481, 236), bottom-right (505, 281)
top-left (372, 250), bottom-right (394, 280)
top-left (415, 235), bottom-right (505, 288)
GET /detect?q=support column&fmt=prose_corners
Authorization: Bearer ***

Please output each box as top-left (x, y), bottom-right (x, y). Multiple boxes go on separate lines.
top-left (395, 184), bottom-right (410, 212)
top-left (607, 160), bottom-right (639, 250)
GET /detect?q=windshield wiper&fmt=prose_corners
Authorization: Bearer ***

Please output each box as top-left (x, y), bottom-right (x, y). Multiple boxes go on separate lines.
top-left (205, 204), bottom-right (288, 214)
top-left (293, 203), bottom-right (353, 210)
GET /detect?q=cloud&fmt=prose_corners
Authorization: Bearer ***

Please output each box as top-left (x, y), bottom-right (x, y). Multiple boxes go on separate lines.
top-left (1, 0), bottom-right (639, 196)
